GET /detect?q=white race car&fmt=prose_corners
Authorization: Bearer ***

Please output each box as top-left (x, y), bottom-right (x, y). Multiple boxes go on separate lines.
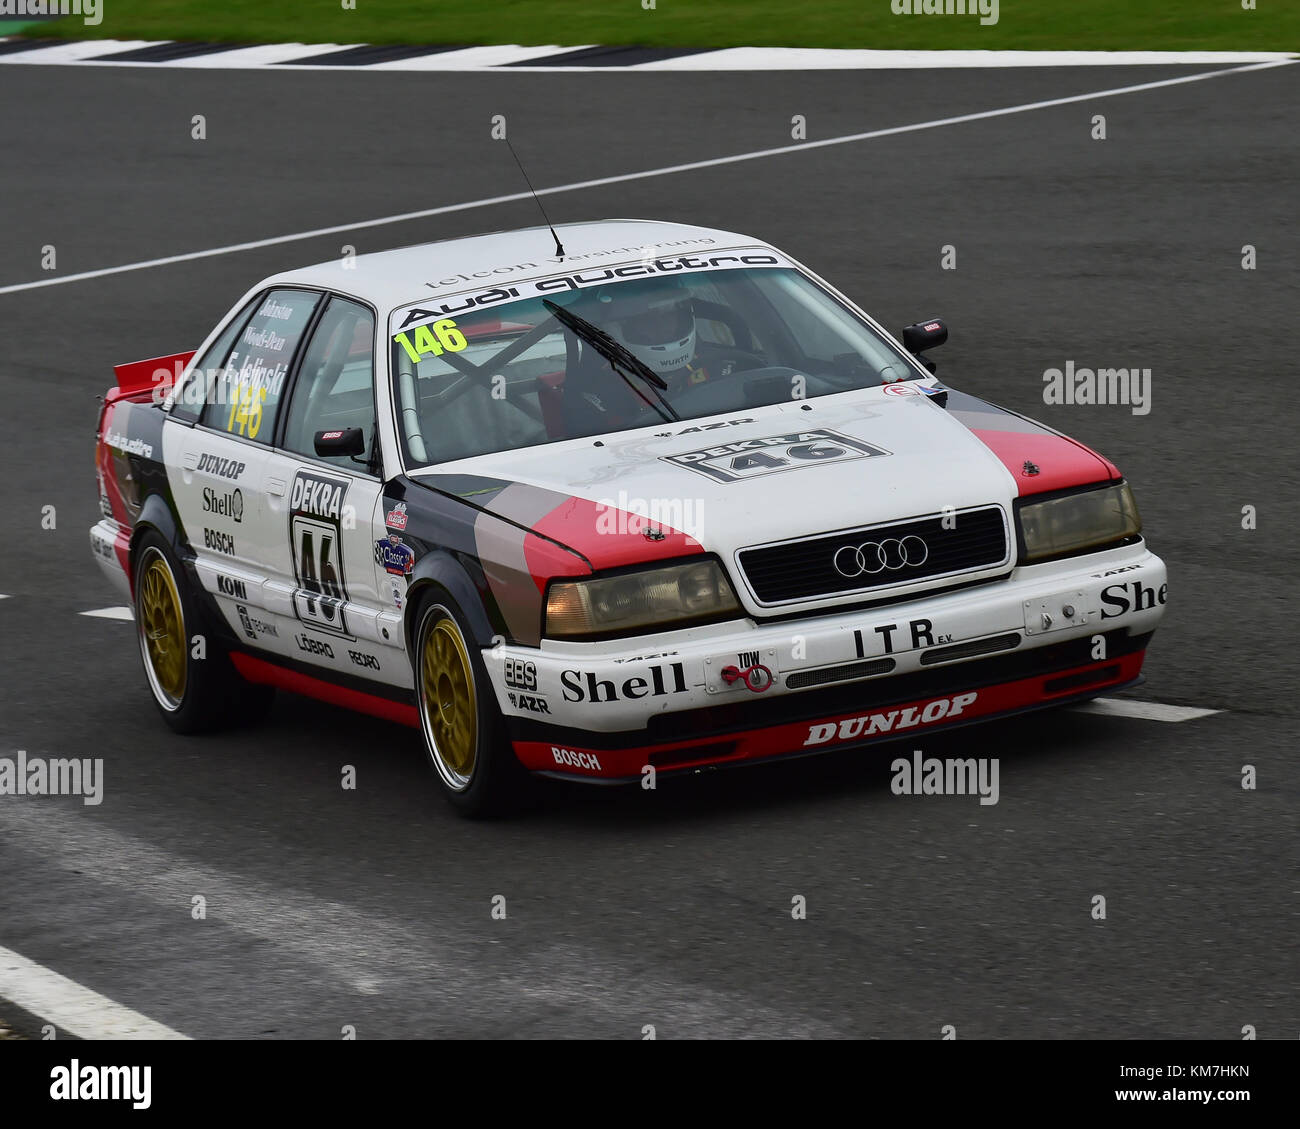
top-left (91, 219), bottom-right (1166, 814)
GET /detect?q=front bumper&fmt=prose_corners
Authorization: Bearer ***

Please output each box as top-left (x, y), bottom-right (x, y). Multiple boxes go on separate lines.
top-left (486, 541), bottom-right (1167, 780)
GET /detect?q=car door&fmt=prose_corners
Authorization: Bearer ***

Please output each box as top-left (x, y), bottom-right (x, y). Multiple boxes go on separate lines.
top-left (164, 287), bottom-right (322, 649)
top-left (259, 294), bottom-right (403, 685)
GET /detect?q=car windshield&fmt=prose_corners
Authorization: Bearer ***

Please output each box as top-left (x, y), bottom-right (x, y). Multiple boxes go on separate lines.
top-left (389, 263), bottom-right (920, 468)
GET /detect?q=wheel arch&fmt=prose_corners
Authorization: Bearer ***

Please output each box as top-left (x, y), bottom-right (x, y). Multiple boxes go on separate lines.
top-left (403, 550), bottom-right (497, 660)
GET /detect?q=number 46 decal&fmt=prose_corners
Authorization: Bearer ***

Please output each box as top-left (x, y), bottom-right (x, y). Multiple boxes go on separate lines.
top-left (289, 469), bottom-right (352, 637)
top-left (292, 517), bottom-right (349, 635)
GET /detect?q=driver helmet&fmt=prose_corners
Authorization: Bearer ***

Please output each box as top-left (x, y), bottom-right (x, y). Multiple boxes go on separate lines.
top-left (592, 276), bottom-right (696, 378)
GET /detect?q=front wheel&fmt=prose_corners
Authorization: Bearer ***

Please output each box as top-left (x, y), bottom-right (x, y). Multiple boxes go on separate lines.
top-left (414, 593), bottom-right (528, 817)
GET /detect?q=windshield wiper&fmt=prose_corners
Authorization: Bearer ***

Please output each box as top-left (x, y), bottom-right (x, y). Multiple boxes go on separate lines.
top-left (542, 298), bottom-right (680, 422)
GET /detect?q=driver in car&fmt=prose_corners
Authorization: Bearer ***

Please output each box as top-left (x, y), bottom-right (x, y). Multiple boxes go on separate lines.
top-left (594, 276), bottom-right (741, 392)
top-left (559, 276), bottom-right (761, 437)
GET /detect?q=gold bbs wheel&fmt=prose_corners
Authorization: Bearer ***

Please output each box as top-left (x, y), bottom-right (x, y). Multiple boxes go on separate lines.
top-left (418, 606), bottom-right (479, 791)
top-left (137, 546), bottom-right (187, 710)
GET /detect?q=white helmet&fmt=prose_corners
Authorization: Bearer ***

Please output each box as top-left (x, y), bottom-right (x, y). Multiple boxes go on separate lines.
top-left (597, 278), bottom-right (696, 378)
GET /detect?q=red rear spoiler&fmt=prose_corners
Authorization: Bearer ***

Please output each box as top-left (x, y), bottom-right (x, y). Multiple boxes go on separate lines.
top-left (111, 351), bottom-right (195, 399)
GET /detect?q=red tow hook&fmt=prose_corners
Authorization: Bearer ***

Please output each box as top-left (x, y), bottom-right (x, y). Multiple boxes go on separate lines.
top-left (720, 663), bottom-right (775, 693)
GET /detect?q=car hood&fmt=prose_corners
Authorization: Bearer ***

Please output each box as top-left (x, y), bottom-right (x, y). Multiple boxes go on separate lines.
top-left (410, 382), bottom-right (1112, 566)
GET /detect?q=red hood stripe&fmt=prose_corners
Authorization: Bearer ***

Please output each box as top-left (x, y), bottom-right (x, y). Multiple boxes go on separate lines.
top-left (970, 428), bottom-right (1119, 496)
top-left (531, 495), bottom-right (703, 571)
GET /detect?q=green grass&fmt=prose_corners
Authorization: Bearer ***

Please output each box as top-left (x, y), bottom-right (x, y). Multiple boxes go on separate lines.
top-left (18, 1), bottom-right (1300, 52)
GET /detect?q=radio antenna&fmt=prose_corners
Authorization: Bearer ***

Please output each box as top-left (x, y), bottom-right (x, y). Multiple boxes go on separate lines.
top-left (505, 138), bottom-right (565, 259)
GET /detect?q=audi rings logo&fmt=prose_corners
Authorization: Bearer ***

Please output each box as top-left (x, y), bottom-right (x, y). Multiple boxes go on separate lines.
top-left (832, 536), bottom-right (929, 577)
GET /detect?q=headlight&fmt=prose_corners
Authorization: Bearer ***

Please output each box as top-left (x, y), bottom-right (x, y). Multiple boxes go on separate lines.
top-left (1019, 482), bottom-right (1142, 563)
top-left (546, 559), bottom-right (742, 638)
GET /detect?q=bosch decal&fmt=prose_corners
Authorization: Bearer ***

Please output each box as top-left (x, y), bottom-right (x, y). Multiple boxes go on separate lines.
top-left (551, 747), bottom-right (603, 773)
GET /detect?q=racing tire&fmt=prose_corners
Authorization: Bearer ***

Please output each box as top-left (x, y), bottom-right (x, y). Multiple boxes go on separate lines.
top-left (413, 590), bottom-right (530, 818)
top-left (132, 530), bottom-right (236, 734)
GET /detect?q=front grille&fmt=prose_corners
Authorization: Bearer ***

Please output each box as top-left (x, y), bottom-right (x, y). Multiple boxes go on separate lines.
top-left (785, 658), bottom-right (895, 690)
top-left (737, 505), bottom-right (1010, 605)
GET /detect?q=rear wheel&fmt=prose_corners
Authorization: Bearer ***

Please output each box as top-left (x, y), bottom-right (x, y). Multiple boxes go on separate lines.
top-left (133, 531), bottom-right (235, 733)
top-left (414, 592), bottom-right (528, 817)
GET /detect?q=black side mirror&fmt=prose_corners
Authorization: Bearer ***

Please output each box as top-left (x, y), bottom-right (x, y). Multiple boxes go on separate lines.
top-left (902, 319), bottom-right (948, 373)
top-left (315, 427), bottom-right (365, 457)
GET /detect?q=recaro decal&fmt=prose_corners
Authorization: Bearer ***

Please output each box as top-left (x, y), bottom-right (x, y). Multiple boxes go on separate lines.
top-left (289, 469), bottom-right (352, 638)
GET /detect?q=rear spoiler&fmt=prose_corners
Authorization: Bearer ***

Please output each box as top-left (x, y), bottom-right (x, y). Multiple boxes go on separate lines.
top-left (110, 350), bottom-right (196, 400)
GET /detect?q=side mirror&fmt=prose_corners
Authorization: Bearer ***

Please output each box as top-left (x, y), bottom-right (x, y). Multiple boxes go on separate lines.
top-left (315, 427), bottom-right (365, 457)
top-left (902, 319), bottom-right (948, 373)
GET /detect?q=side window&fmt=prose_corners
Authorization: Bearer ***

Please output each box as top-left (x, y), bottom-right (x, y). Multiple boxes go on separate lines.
top-left (282, 297), bottom-right (377, 472)
top-left (170, 297), bottom-right (257, 424)
top-left (200, 289), bottom-right (320, 444)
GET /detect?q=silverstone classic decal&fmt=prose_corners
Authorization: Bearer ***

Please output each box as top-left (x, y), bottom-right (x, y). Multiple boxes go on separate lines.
top-left (375, 531), bottom-right (416, 610)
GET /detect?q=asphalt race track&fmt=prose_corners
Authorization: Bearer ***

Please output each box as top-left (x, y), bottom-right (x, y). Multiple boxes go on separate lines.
top-left (0, 60), bottom-right (1297, 1039)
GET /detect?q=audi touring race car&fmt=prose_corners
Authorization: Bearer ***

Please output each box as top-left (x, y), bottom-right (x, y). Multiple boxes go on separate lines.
top-left (92, 220), bottom-right (1167, 815)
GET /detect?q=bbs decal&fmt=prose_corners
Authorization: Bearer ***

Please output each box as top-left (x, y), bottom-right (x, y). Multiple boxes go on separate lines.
top-left (661, 428), bottom-right (889, 484)
top-left (289, 469), bottom-right (351, 638)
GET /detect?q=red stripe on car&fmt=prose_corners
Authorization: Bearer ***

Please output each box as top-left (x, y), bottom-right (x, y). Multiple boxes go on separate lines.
top-left (512, 651), bottom-right (1145, 778)
top-left (229, 652), bottom-right (419, 728)
top-left (969, 429), bottom-right (1120, 495)
top-left (531, 495), bottom-right (702, 571)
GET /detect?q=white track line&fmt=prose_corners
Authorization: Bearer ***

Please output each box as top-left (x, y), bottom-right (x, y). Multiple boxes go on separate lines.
top-left (0, 944), bottom-right (189, 1039)
top-left (0, 38), bottom-right (157, 64)
top-left (369, 43), bottom-right (598, 70)
top-left (164, 42), bottom-right (355, 68)
top-left (0, 58), bottom-right (1291, 298)
top-left (80, 606), bottom-right (133, 620)
top-left (1071, 698), bottom-right (1222, 723)
top-left (635, 47), bottom-right (1298, 71)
